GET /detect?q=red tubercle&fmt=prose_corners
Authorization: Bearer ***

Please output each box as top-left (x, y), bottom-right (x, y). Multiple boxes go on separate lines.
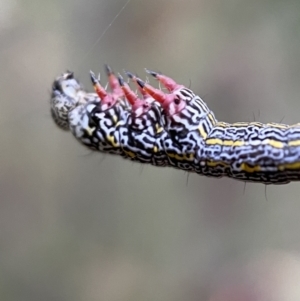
top-left (137, 74), bottom-right (186, 116)
top-left (119, 81), bottom-right (138, 106)
top-left (90, 70), bottom-right (118, 110)
top-left (145, 69), bottom-right (184, 92)
top-left (125, 71), bottom-right (149, 99)
top-left (143, 84), bottom-right (182, 114)
top-left (90, 71), bottom-right (107, 99)
top-left (136, 77), bottom-right (168, 105)
top-left (118, 74), bottom-right (151, 116)
top-left (109, 74), bottom-right (124, 98)
top-left (144, 84), bottom-right (168, 104)
top-left (105, 65), bottom-right (124, 98)
top-left (157, 74), bottom-right (183, 92)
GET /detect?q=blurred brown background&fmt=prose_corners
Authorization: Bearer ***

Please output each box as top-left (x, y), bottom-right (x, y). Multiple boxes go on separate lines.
top-left (2, 0), bottom-right (300, 300)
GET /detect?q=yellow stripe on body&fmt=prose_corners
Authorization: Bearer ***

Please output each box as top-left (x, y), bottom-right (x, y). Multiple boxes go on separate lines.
top-left (167, 152), bottom-right (194, 161)
top-left (206, 161), bottom-right (229, 168)
top-left (107, 135), bottom-right (119, 148)
top-left (198, 125), bottom-right (207, 139)
top-left (262, 139), bottom-right (284, 149)
top-left (288, 140), bottom-right (300, 147)
top-left (112, 115), bottom-right (118, 124)
top-left (215, 122), bottom-right (230, 128)
top-left (205, 137), bottom-right (284, 148)
top-left (155, 123), bottom-right (163, 134)
top-left (205, 138), bottom-right (245, 147)
top-left (208, 113), bottom-right (217, 126)
top-left (288, 123), bottom-right (300, 128)
top-left (240, 163), bottom-right (261, 173)
top-left (278, 162), bottom-right (300, 171)
top-left (266, 123), bottom-right (288, 129)
top-left (123, 150), bottom-right (136, 158)
top-left (230, 122), bottom-right (264, 127)
top-left (115, 121), bottom-right (123, 127)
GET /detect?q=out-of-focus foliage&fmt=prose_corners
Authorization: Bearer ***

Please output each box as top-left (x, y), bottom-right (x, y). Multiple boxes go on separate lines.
top-left (1, 0), bottom-right (300, 300)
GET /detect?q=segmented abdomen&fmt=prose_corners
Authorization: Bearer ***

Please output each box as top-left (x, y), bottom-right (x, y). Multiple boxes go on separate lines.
top-left (201, 122), bottom-right (300, 183)
top-left (50, 68), bottom-right (300, 185)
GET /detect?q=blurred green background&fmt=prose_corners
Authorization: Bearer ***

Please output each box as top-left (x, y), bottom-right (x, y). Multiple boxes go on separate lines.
top-left (2, 0), bottom-right (300, 300)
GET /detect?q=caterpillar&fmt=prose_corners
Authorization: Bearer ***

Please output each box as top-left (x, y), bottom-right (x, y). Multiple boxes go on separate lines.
top-left (50, 65), bottom-right (300, 185)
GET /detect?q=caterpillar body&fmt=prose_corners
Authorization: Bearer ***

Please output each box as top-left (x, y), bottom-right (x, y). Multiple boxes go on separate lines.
top-left (50, 66), bottom-right (300, 185)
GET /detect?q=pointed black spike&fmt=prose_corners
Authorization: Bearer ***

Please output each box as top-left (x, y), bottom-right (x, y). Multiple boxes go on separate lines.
top-left (145, 68), bottom-right (159, 78)
top-left (136, 78), bottom-right (145, 88)
top-left (124, 70), bottom-right (134, 79)
top-left (117, 74), bottom-right (125, 86)
top-left (90, 70), bottom-right (98, 85)
top-left (104, 64), bottom-right (113, 75)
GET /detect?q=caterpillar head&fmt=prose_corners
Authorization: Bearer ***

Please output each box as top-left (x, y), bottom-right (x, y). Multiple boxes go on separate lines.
top-left (50, 71), bottom-right (87, 130)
